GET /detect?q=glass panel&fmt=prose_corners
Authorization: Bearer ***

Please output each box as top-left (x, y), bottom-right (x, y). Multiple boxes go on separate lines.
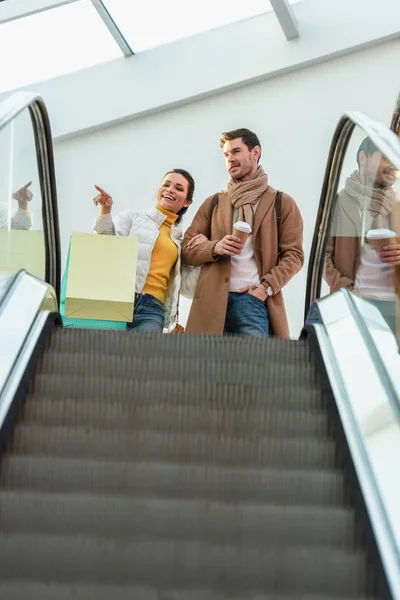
top-left (104, 0), bottom-right (301, 52)
top-left (0, 107), bottom-right (46, 282)
top-left (323, 125), bottom-right (400, 341)
top-left (0, 0), bottom-right (122, 94)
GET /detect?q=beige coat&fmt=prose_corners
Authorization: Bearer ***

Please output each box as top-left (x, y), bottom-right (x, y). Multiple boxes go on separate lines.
top-left (181, 186), bottom-right (304, 337)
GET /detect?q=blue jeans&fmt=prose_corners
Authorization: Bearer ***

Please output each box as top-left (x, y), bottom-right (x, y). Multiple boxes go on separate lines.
top-left (127, 293), bottom-right (164, 332)
top-left (224, 292), bottom-right (269, 337)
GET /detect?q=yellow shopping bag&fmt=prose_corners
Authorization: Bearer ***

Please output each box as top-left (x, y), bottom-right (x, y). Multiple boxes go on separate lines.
top-left (0, 230), bottom-right (45, 280)
top-left (64, 232), bottom-right (138, 322)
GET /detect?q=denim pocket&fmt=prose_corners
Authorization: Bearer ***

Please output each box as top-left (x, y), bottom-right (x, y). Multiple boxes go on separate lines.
top-left (248, 293), bottom-right (266, 305)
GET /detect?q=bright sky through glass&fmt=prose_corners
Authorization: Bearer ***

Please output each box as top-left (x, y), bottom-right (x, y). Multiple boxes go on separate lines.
top-left (0, 0), bottom-right (122, 94)
top-left (104, 0), bottom-right (297, 52)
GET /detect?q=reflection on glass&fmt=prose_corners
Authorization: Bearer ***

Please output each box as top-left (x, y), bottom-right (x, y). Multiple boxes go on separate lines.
top-left (324, 129), bottom-right (400, 339)
top-left (0, 108), bottom-right (45, 282)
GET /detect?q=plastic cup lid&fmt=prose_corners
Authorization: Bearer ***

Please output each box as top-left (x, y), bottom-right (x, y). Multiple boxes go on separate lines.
top-left (366, 228), bottom-right (397, 240)
top-left (233, 221), bottom-right (252, 233)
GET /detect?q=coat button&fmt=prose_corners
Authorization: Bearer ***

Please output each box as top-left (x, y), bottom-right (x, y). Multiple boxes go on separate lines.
top-left (224, 277), bottom-right (229, 283)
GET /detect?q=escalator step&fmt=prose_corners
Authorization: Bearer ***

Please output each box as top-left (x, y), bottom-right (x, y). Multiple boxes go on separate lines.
top-left (21, 398), bottom-right (330, 438)
top-left (43, 329), bottom-right (314, 366)
top-left (0, 581), bottom-right (380, 600)
top-left (37, 351), bottom-right (318, 387)
top-left (0, 490), bottom-right (358, 548)
top-left (0, 532), bottom-right (374, 595)
top-left (29, 375), bottom-right (325, 411)
top-left (7, 424), bottom-right (338, 468)
top-left (0, 456), bottom-right (347, 506)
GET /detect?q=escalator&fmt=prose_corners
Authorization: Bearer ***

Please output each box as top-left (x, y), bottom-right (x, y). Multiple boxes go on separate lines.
top-left (0, 308), bottom-right (386, 598)
top-left (0, 94), bottom-right (399, 598)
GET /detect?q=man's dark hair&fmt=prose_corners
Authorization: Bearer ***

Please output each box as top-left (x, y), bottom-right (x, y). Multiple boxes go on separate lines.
top-left (162, 168), bottom-right (195, 223)
top-left (356, 137), bottom-right (380, 169)
top-left (220, 128), bottom-right (262, 163)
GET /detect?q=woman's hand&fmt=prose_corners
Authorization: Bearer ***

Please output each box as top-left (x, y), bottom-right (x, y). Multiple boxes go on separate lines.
top-left (93, 184), bottom-right (113, 214)
top-left (13, 181), bottom-right (33, 210)
top-left (186, 233), bottom-right (209, 250)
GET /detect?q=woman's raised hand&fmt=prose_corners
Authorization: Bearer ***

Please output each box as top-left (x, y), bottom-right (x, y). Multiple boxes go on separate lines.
top-left (13, 181), bottom-right (33, 209)
top-left (93, 185), bottom-right (113, 214)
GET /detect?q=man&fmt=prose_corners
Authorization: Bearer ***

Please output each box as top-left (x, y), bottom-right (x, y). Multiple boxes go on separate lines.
top-left (323, 137), bottom-right (400, 332)
top-left (181, 128), bottom-right (304, 337)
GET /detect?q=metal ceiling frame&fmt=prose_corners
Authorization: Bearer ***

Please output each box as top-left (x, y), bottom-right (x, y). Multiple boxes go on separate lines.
top-left (0, 0), bottom-right (298, 57)
top-left (270, 0), bottom-right (300, 40)
top-left (89, 0), bottom-right (133, 57)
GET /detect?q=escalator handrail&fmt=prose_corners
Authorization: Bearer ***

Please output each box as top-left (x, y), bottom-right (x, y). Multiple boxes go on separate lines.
top-left (0, 270), bottom-right (58, 403)
top-left (304, 110), bottom-right (400, 322)
top-left (309, 288), bottom-right (400, 600)
top-left (0, 91), bottom-right (61, 304)
top-left (391, 91), bottom-right (400, 136)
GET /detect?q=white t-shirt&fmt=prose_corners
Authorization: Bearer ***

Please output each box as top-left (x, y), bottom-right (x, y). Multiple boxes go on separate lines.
top-left (354, 243), bottom-right (396, 301)
top-left (354, 210), bottom-right (396, 301)
top-left (229, 206), bottom-right (260, 292)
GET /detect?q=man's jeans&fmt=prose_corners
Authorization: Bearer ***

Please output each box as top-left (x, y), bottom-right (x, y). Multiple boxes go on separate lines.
top-left (224, 292), bottom-right (269, 337)
top-left (127, 293), bottom-right (164, 332)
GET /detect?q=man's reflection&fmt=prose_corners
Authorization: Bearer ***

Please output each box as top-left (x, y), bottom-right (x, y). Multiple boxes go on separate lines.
top-left (324, 137), bottom-right (400, 331)
top-left (0, 181), bottom-right (33, 231)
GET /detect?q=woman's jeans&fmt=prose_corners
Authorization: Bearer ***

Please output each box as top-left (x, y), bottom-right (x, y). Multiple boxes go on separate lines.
top-left (127, 293), bottom-right (165, 332)
top-left (224, 292), bottom-right (269, 337)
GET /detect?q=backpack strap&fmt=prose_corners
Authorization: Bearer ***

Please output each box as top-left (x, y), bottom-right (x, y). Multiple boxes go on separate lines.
top-left (275, 191), bottom-right (282, 260)
top-left (210, 193), bottom-right (219, 219)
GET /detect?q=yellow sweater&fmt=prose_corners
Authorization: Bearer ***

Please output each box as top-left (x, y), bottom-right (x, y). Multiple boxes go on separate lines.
top-left (143, 205), bottom-right (179, 304)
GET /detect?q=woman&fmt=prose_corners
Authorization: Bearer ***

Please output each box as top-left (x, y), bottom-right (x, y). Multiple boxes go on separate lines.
top-left (93, 168), bottom-right (204, 332)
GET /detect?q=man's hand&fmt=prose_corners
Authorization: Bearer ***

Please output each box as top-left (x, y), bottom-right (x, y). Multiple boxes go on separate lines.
top-left (12, 181), bottom-right (33, 210)
top-left (186, 233), bottom-right (209, 250)
top-left (214, 235), bottom-right (243, 256)
top-left (379, 243), bottom-right (400, 266)
top-left (93, 184), bottom-right (113, 214)
top-left (237, 283), bottom-right (267, 301)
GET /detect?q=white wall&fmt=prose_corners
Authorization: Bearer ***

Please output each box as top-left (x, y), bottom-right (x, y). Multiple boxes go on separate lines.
top-left (53, 39), bottom-right (400, 336)
top-left (1, 0), bottom-right (399, 141)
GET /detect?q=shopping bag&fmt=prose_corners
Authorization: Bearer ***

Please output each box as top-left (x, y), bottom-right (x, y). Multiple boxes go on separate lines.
top-left (0, 229), bottom-right (45, 280)
top-left (64, 232), bottom-right (137, 322)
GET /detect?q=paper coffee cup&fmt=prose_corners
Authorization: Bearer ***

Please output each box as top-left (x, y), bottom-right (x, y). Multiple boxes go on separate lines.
top-left (233, 221), bottom-right (252, 243)
top-left (366, 228), bottom-right (397, 252)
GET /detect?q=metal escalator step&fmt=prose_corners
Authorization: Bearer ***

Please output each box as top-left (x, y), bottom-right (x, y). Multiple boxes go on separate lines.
top-left (37, 351), bottom-right (318, 386)
top-left (43, 329), bottom-right (314, 366)
top-left (21, 398), bottom-right (330, 438)
top-left (0, 490), bottom-right (358, 548)
top-left (0, 581), bottom-right (379, 600)
top-left (0, 456), bottom-right (347, 506)
top-left (7, 424), bottom-right (338, 469)
top-left (29, 375), bottom-right (325, 410)
top-left (0, 532), bottom-right (374, 595)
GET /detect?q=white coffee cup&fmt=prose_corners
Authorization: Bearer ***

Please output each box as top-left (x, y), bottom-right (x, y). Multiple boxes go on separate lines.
top-left (366, 228), bottom-right (397, 252)
top-left (232, 221), bottom-right (252, 244)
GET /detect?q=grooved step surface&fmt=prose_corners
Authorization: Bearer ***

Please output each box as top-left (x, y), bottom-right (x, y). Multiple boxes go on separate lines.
top-left (0, 328), bottom-right (380, 598)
